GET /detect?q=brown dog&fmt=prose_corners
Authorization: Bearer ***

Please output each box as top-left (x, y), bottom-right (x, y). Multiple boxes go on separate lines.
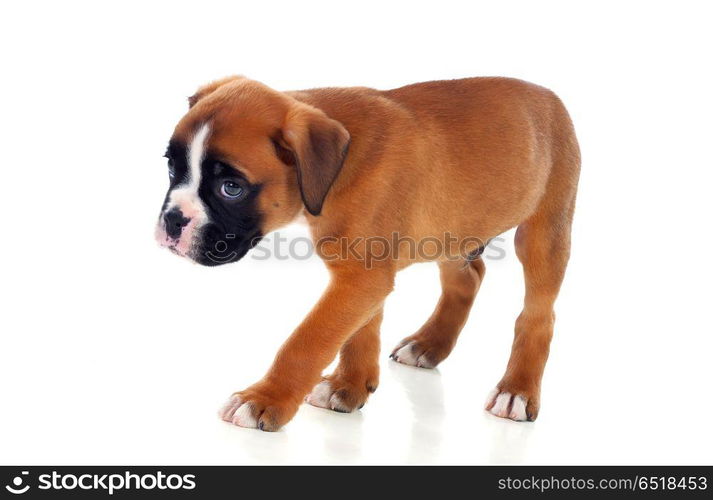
top-left (155, 76), bottom-right (580, 431)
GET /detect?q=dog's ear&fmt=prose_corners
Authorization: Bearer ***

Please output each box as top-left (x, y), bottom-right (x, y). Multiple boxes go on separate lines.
top-left (188, 75), bottom-right (245, 108)
top-left (277, 104), bottom-right (350, 216)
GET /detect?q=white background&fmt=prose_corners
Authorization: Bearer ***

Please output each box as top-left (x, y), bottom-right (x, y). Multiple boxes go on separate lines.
top-left (1, 0), bottom-right (711, 465)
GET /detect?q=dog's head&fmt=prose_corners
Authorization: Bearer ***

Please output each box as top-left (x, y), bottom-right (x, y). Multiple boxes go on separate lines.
top-left (155, 76), bottom-right (350, 266)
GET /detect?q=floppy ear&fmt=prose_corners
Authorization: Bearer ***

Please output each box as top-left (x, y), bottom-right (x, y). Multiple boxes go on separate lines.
top-left (188, 75), bottom-right (245, 108)
top-left (277, 104), bottom-right (350, 216)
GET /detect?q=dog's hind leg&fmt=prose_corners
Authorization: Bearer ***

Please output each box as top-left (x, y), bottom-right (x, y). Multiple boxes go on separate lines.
top-left (390, 257), bottom-right (486, 368)
top-left (305, 308), bottom-right (383, 412)
top-left (486, 174), bottom-right (578, 422)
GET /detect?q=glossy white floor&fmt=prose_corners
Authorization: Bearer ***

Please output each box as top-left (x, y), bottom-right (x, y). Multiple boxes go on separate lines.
top-left (2, 222), bottom-right (712, 465)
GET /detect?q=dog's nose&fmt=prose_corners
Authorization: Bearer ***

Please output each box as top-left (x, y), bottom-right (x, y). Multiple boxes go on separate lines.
top-left (163, 208), bottom-right (190, 239)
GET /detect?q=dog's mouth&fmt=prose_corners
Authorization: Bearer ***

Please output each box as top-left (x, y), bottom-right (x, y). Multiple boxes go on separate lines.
top-left (155, 223), bottom-right (194, 259)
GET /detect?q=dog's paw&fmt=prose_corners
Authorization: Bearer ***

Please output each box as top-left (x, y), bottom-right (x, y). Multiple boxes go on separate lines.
top-left (219, 384), bottom-right (300, 432)
top-left (389, 337), bottom-right (451, 369)
top-left (484, 388), bottom-right (538, 422)
top-left (305, 375), bottom-right (377, 413)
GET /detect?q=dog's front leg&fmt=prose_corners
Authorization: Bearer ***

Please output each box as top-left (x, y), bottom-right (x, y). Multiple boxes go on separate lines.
top-left (220, 265), bottom-right (394, 431)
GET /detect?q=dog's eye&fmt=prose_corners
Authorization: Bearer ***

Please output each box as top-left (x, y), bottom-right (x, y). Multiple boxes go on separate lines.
top-left (167, 158), bottom-right (176, 179)
top-left (221, 180), bottom-right (245, 199)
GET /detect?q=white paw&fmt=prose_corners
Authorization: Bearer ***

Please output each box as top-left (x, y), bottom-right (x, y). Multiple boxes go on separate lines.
top-left (485, 389), bottom-right (528, 422)
top-left (390, 341), bottom-right (435, 368)
top-left (219, 396), bottom-right (258, 428)
top-left (305, 380), bottom-right (351, 412)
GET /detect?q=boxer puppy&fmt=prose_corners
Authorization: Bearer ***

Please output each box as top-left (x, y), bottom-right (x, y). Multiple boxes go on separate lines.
top-left (155, 76), bottom-right (580, 431)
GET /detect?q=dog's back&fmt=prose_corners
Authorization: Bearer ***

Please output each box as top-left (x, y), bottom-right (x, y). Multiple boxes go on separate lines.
top-left (293, 77), bottom-right (580, 245)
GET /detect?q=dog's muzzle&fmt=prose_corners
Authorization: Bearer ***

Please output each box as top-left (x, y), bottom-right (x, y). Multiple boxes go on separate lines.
top-left (155, 207), bottom-right (200, 258)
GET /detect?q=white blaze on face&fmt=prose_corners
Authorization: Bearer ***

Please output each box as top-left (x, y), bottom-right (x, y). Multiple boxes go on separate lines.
top-left (158, 122), bottom-right (211, 257)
